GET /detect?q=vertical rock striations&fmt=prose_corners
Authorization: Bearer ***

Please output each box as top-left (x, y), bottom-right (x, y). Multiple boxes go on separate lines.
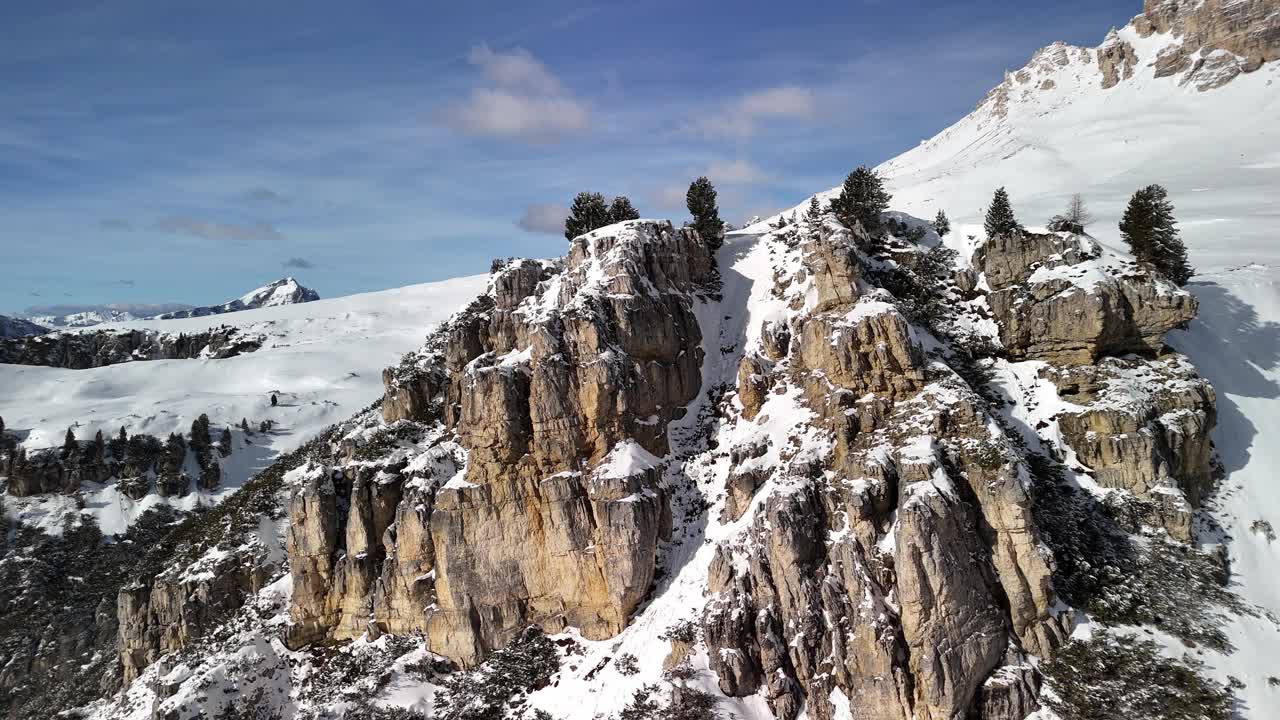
top-left (285, 221), bottom-right (712, 666)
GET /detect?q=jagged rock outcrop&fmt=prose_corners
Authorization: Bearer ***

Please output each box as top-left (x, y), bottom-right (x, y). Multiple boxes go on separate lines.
top-left (1137, 0), bottom-right (1280, 82)
top-left (701, 222), bottom-right (1069, 720)
top-left (85, 206), bottom-right (1218, 720)
top-left (286, 221), bottom-right (710, 666)
top-left (1044, 355), bottom-right (1216, 540)
top-left (0, 325), bottom-right (261, 369)
top-left (1098, 30), bottom-right (1138, 89)
top-left (976, 230), bottom-right (1196, 364)
top-left (118, 554), bottom-right (272, 685)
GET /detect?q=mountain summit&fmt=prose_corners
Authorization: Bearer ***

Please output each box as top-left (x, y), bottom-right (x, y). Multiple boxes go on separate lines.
top-left (156, 277), bottom-right (320, 320)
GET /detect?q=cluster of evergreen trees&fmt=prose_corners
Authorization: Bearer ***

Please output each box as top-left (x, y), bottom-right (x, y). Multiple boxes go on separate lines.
top-left (562, 177), bottom-right (726, 253)
top-left (563, 192), bottom-right (641, 240)
top-left (977, 185), bottom-right (1192, 285)
top-left (560, 166), bottom-right (1191, 288)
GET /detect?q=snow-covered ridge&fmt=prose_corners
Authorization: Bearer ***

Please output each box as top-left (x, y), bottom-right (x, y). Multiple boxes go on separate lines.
top-left (156, 277), bottom-right (320, 319)
top-left (0, 314), bottom-right (50, 338)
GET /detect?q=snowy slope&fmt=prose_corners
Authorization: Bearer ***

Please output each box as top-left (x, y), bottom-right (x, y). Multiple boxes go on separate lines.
top-left (0, 274), bottom-right (487, 534)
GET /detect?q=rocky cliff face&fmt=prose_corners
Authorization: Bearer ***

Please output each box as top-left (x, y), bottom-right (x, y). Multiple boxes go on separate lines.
top-left (73, 209), bottom-right (1224, 720)
top-left (0, 325), bottom-right (261, 369)
top-left (284, 221), bottom-right (712, 666)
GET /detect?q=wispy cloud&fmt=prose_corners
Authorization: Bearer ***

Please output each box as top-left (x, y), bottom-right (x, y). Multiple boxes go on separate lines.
top-left (154, 215), bottom-right (284, 242)
top-left (245, 187), bottom-right (289, 204)
top-left (98, 218), bottom-right (132, 230)
top-left (440, 44), bottom-right (591, 142)
top-left (517, 203), bottom-right (567, 234)
top-left (690, 85), bottom-right (818, 139)
top-left (702, 159), bottom-right (768, 185)
top-left (283, 256), bottom-right (315, 269)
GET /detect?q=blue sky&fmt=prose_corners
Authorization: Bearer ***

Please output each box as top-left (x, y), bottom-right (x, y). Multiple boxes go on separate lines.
top-left (0, 0), bottom-right (1138, 314)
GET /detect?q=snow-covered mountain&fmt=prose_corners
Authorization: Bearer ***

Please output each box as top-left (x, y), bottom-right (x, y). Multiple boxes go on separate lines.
top-left (27, 307), bottom-right (143, 328)
top-left (19, 279), bottom-right (320, 329)
top-left (155, 277), bottom-right (321, 319)
top-left (2, 2), bottom-right (1278, 719)
top-left (0, 314), bottom-right (50, 338)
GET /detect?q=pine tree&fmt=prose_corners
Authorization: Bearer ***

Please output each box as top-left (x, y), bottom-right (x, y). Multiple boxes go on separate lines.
top-left (607, 195), bottom-right (640, 224)
top-left (686, 177), bottom-right (725, 251)
top-left (984, 187), bottom-right (1021, 238)
top-left (219, 427), bottom-right (233, 456)
top-left (92, 430), bottom-right (105, 461)
top-left (1120, 184), bottom-right (1193, 285)
top-left (271, 393), bottom-right (278, 407)
top-left (802, 197), bottom-right (824, 240)
top-left (0, 415), bottom-right (5, 437)
top-left (191, 414), bottom-right (211, 447)
top-left (829, 166), bottom-right (892, 234)
top-left (63, 427), bottom-right (78, 456)
top-left (564, 191), bottom-right (610, 240)
top-left (118, 426), bottom-right (128, 444)
top-left (933, 210), bottom-right (951, 237)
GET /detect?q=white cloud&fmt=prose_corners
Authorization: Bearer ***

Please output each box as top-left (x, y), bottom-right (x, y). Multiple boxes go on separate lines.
top-left (692, 85), bottom-right (818, 139)
top-left (737, 86), bottom-right (816, 118)
top-left (467, 44), bottom-right (564, 96)
top-left (517, 202), bottom-right (567, 234)
top-left (703, 159), bottom-right (768, 185)
top-left (442, 44), bottom-right (591, 142)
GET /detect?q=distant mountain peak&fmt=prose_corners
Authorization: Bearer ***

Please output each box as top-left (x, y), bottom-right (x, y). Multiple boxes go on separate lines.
top-left (0, 314), bottom-right (50, 338)
top-left (157, 278), bottom-right (320, 320)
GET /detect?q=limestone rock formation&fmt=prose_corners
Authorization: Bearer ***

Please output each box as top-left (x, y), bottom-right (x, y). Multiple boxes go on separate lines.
top-left (82, 209), bottom-right (1219, 720)
top-left (285, 221), bottom-right (710, 666)
top-left (1138, 0), bottom-right (1280, 73)
top-left (975, 230), bottom-right (1196, 364)
top-left (119, 554), bottom-right (272, 686)
top-left (1098, 30), bottom-right (1138, 89)
top-left (1044, 356), bottom-right (1217, 540)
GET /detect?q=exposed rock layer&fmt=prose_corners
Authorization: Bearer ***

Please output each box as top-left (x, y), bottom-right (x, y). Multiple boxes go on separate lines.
top-left (0, 325), bottom-right (261, 369)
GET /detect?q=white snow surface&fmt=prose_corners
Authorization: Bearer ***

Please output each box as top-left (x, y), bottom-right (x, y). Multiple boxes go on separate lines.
top-left (1, 274), bottom-right (487, 534)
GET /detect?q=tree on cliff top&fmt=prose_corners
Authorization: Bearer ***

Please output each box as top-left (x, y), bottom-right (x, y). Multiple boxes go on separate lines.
top-left (1120, 184), bottom-right (1192, 286)
top-left (564, 191), bottom-right (611, 240)
top-left (984, 187), bottom-right (1021, 238)
top-left (830, 166), bottom-right (891, 234)
top-left (686, 177), bottom-right (725, 251)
